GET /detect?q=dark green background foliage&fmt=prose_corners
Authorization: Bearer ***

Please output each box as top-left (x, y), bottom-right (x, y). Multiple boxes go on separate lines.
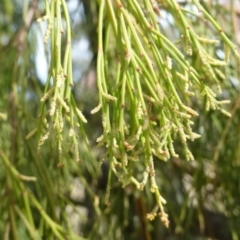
top-left (0, 0), bottom-right (240, 239)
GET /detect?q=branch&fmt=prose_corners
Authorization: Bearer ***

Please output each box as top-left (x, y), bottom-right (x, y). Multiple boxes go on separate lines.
top-left (13, 0), bottom-right (38, 52)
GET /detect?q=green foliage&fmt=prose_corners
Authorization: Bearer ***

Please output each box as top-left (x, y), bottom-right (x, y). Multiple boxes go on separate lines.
top-left (1, 0), bottom-right (240, 239)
